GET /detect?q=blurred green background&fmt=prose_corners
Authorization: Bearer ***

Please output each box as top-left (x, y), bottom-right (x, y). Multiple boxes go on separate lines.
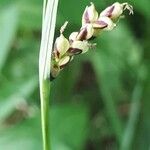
top-left (0, 0), bottom-right (149, 150)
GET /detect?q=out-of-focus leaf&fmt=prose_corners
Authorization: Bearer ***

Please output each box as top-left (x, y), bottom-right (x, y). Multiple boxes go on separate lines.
top-left (19, 5), bottom-right (41, 30)
top-left (0, 5), bottom-right (18, 72)
top-left (133, 72), bottom-right (150, 150)
top-left (0, 104), bottom-right (89, 150)
top-left (0, 76), bottom-right (38, 99)
top-left (0, 77), bottom-right (38, 121)
top-left (0, 115), bottom-right (42, 150)
top-left (2, 36), bottom-right (39, 82)
top-left (51, 104), bottom-right (89, 150)
top-left (17, 0), bottom-right (42, 30)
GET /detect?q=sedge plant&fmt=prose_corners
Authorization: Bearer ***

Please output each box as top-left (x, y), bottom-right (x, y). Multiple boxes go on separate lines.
top-left (39, 1), bottom-right (133, 150)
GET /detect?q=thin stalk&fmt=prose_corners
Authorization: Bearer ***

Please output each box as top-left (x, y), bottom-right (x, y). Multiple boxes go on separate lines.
top-left (120, 83), bottom-right (142, 150)
top-left (100, 80), bottom-right (123, 143)
top-left (40, 80), bottom-right (50, 150)
top-left (91, 53), bottom-right (123, 143)
top-left (39, 0), bottom-right (59, 150)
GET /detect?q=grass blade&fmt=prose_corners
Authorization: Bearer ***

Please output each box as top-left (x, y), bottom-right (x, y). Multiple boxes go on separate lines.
top-left (39, 0), bottom-right (59, 150)
top-left (120, 83), bottom-right (142, 150)
top-left (91, 52), bottom-right (123, 143)
top-left (0, 6), bottom-right (18, 72)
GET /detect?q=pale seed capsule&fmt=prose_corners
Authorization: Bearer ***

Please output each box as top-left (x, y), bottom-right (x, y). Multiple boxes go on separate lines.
top-left (69, 40), bottom-right (90, 55)
top-left (93, 20), bottom-right (108, 29)
top-left (98, 17), bottom-right (116, 31)
top-left (82, 2), bottom-right (98, 25)
top-left (77, 24), bottom-right (94, 40)
top-left (93, 16), bottom-right (116, 36)
top-left (58, 56), bottom-right (71, 69)
top-left (69, 32), bottom-right (78, 42)
top-left (100, 2), bottom-right (133, 21)
top-left (55, 34), bottom-right (70, 58)
top-left (51, 64), bottom-right (60, 79)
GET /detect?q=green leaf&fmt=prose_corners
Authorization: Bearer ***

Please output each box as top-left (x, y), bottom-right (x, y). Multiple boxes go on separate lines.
top-left (0, 77), bottom-right (38, 121)
top-left (51, 104), bottom-right (89, 150)
top-left (18, 0), bottom-right (42, 30)
top-left (0, 5), bottom-right (19, 72)
top-left (0, 116), bottom-right (42, 150)
top-left (0, 104), bottom-right (89, 150)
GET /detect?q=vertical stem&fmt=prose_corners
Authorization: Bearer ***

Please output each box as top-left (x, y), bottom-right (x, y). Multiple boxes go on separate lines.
top-left (40, 80), bottom-right (50, 150)
top-left (39, 0), bottom-right (59, 150)
top-left (91, 53), bottom-right (123, 143)
top-left (120, 65), bottom-right (145, 150)
top-left (120, 83), bottom-right (142, 150)
top-left (100, 79), bottom-right (123, 143)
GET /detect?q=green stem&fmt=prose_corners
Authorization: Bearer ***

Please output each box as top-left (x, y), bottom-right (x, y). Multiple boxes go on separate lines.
top-left (40, 80), bottom-right (50, 150)
top-left (91, 53), bottom-right (123, 143)
top-left (120, 83), bottom-right (142, 150)
top-left (120, 65), bottom-right (145, 150)
top-left (100, 80), bottom-right (123, 143)
top-left (39, 0), bottom-right (59, 150)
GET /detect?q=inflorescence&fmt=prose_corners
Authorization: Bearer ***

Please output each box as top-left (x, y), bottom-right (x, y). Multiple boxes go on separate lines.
top-left (50, 2), bottom-right (133, 80)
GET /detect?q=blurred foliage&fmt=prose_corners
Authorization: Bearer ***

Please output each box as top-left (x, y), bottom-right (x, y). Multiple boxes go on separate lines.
top-left (0, 0), bottom-right (149, 150)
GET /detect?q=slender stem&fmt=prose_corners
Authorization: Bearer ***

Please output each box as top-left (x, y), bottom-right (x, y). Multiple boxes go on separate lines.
top-left (100, 80), bottom-right (123, 143)
top-left (91, 53), bottom-right (123, 143)
top-left (39, 0), bottom-right (59, 150)
top-left (120, 83), bottom-right (142, 150)
top-left (40, 80), bottom-right (50, 150)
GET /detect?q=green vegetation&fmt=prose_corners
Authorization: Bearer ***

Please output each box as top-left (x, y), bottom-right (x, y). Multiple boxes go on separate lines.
top-left (0, 0), bottom-right (149, 150)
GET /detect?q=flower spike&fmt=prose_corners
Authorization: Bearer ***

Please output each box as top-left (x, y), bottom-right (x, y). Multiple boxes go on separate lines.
top-left (50, 2), bottom-right (133, 80)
